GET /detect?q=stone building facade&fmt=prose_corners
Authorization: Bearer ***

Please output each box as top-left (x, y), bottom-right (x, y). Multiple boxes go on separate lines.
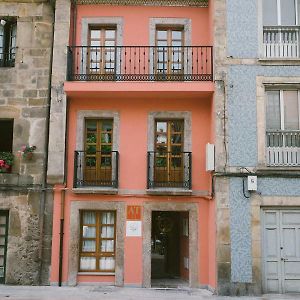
top-left (0, 0), bottom-right (54, 285)
top-left (214, 0), bottom-right (300, 296)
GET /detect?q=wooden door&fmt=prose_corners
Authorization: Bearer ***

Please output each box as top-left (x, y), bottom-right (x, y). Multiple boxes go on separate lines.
top-left (88, 27), bottom-right (116, 75)
top-left (84, 119), bottom-right (113, 186)
top-left (154, 120), bottom-right (184, 186)
top-left (155, 27), bottom-right (184, 76)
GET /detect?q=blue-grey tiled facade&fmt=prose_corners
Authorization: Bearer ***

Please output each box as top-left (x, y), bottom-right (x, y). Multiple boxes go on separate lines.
top-left (224, 0), bottom-right (300, 290)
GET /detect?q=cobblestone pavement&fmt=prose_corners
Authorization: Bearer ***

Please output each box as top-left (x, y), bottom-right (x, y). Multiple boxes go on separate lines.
top-left (0, 286), bottom-right (300, 300)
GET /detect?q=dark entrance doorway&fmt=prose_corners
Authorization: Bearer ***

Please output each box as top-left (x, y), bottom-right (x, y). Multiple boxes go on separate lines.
top-left (0, 211), bottom-right (9, 284)
top-left (151, 211), bottom-right (189, 287)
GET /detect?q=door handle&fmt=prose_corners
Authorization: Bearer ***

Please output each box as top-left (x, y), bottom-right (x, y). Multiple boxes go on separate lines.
top-left (281, 257), bottom-right (288, 262)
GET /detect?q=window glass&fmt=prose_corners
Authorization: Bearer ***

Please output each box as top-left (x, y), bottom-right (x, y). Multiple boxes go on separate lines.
top-left (284, 91), bottom-right (299, 130)
top-left (281, 0), bottom-right (296, 25)
top-left (263, 0), bottom-right (278, 26)
top-left (0, 119), bottom-right (14, 152)
top-left (80, 211), bottom-right (116, 272)
top-left (266, 91), bottom-right (281, 130)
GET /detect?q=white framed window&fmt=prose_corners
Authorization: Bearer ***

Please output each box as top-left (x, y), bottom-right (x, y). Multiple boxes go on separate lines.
top-left (262, 0), bottom-right (300, 58)
top-left (266, 89), bottom-right (300, 166)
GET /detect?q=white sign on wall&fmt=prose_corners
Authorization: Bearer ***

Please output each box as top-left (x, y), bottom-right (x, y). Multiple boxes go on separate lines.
top-left (126, 221), bottom-right (142, 237)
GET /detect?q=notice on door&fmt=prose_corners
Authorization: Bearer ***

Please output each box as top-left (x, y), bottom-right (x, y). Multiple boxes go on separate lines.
top-left (126, 221), bottom-right (142, 237)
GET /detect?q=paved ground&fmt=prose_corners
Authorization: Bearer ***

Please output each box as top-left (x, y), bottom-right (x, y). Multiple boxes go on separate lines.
top-left (0, 286), bottom-right (300, 300)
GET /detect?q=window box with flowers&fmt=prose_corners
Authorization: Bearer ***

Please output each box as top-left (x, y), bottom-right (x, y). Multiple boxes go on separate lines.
top-left (0, 152), bottom-right (14, 173)
top-left (18, 145), bottom-right (36, 160)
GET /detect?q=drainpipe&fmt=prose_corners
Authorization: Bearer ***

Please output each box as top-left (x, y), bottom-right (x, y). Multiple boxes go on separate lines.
top-left (58, 187), bottom-right (65, 286)
top-left (38, 0), bottom-right (56, 285)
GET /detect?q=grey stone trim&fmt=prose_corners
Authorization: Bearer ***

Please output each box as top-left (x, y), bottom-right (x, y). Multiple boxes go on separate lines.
top-left (142, 201), bottom-right (199, 288)
top-left (147, 111), bottom-right (192, 186)
top-left (76, 110), bottom-right (120, 151)
top-left (147, 111), bottom-right (192, 152)
top-left (80, 17), bottom-right (123, 74)
top-left (68, 200), bottom-right (125, 286)
top-left (149, 18), bottom-right (191, 73)
top-left (256, 76), bottom-right (300, 167)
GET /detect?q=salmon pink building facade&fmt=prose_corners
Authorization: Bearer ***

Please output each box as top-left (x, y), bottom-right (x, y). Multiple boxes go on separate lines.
top-left (48, 0), bottom-right (215, 290)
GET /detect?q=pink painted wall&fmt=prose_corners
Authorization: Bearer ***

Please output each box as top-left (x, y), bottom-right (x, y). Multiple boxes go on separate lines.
top-left (50, 3), bottom-right (216, 289)
top-left (75, 6), bottom-right (211, 46)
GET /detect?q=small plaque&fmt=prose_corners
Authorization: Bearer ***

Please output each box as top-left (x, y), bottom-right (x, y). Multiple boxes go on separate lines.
top-left (126, 221), bottom-right (142, 237)
top-left (127, 206), bottom-right (142, 220)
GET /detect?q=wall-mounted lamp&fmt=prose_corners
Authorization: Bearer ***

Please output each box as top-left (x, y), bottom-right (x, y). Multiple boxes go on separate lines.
top-left (0, 19), bottom-right (6, 26)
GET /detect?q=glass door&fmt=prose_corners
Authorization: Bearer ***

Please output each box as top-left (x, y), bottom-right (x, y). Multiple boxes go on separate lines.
top-left (84, 119), bottom-right (113, 186)
top-left (154, 120), bottom-right (184, 186)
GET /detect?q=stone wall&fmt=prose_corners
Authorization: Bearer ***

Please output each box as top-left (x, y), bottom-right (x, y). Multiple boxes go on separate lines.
top-left (0, 0), bottom-right (54, 285)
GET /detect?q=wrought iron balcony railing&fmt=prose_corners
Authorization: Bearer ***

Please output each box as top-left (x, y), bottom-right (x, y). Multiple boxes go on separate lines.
top-left (263, 26), bottom-right (300, 58)
top-left (0, 50), bottom-right (16, 67)
top-left (67, 46), bottom-right (213, 81)
top-left (147, 151), bottom-right (192, 189)
top-left (266, 130), bottom-right (300, 166)
top-left (74, 150), bottom-right (119, 188)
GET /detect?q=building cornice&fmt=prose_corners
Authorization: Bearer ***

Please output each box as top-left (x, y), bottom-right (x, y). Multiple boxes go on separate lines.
top-left (72, 0), bottom-right (208, 7)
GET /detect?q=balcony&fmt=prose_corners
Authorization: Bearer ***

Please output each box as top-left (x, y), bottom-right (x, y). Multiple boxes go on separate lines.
top-left (0, 51), bottom-right (15, 67)
top-left (73, 151), bottom-right (119, 191)
top-left (266, 130), bottom-right (300, 166)
top-left (147, 151), bottom-right (192, 194)
top-left (263, 26), bottom-right (300, 59)
top-left (67, 46), bottom-right (213, 82)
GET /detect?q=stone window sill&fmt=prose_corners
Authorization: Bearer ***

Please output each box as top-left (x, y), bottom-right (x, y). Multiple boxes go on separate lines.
top-left (78, 272), bottom-right (115, 276)
top-left (258, 58), bottom-right (300, 65)
top-left (146, 188), bottom-right (192, 196)
top-left (72, 187), bottom-right (118, 194)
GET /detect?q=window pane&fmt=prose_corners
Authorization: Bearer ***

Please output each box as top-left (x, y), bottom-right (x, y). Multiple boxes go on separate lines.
top-left (284, 91), bottom-right (299, 130)
top-left (172, 30), bottom-right (182, 40)
top-left (101, 226), bottom-right (114, 238)
top-left (90, 30), bottom-right (101, 39)
top-left (266, 91), bottom-right (281, 130)
top-left (0, 119), bottom-right (14, 152)
top-left (157, 30), bottom-right (167, 39)
top-left (0, 216), bottom-right (6, 225)
top-left (281, 0), bottom-right (296, 25)
top-left (102, 120), bottom-right (113, 132)
top-left (263, 0), bottom-right (278, 25)
top-left (156, 122), bottom-right (167, 133)
top-left (105, 30), bottom-right (115, 39)
top-left (83, 211), bottom-right (96, 224)
top-left (80, 257), bottom-right (96, 270)
top-left (99, 257), bottom-right (115, 270)
top-left (101, 240), bottom-right (114, 252)
top-left (82, 240), bottom-right (96, 252)
top-left (82, 226), bottom-right (96, 238)
top-left (102, 212), bottom-right (115, 225)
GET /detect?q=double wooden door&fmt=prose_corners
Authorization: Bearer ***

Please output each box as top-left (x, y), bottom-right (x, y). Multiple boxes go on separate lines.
top-left (0, 211), bottom-right (9, 284)
top-left (154, 120), bottom-right (184, 186)
top-left (84, 119), bottom-right (113, 185)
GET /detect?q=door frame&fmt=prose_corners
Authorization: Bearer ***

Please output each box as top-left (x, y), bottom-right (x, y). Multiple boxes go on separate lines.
top-left (142, 202), bottom-right (198, 288)
top-left (261, 207), bottom-right (300, 293)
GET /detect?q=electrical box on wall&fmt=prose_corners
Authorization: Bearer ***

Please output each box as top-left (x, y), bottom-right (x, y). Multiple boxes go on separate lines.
top-left (247, 176), bottom-right (257, 191)
top-left (206, 143), bottom-right (215, 171)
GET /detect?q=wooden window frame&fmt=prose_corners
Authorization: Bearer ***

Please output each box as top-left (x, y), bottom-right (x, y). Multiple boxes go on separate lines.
top-left (79, 210), bottom-right (116, 273)
top-left (87, 25), bottom-right (117, 75)
top-left (154, 119), bottom-right (184, 183)
top-left (155, 26), bottom-right (184, 75)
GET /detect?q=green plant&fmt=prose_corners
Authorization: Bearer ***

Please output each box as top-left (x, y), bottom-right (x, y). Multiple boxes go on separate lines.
top-left (0, 152), bottom-right (14, 173)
